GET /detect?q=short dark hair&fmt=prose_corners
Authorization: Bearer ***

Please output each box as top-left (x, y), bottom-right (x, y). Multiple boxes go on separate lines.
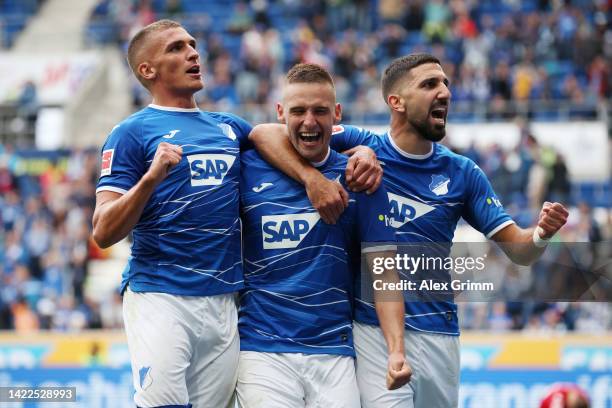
top-left (381, 54), bottom-right (441, 102)
top-left (127, 19), bottom-right (183, 88)
top-left (285, 63), bottom-right (334, 87)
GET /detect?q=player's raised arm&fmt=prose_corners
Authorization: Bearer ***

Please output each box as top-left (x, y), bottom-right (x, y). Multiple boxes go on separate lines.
top-left (491, 201), bottom-right (569, 265)
top-left (343, 145), bottom-right (383, 194)
top-left (249, 123), bottom-right (383, 220)
top-left (92, 142), bottom-right (182, 248)
top-left (248, 123), bottom-right (347, 224)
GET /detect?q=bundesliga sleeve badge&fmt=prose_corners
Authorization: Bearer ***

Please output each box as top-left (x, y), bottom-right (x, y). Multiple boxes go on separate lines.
top-left (100, 149), bottom-right (114, 176)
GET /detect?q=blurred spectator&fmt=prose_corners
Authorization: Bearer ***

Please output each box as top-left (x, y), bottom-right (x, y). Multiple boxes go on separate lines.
top-left (252, 0), bottom-right (270, 28)
top-left (402, 1), bottom-right (424, 31)
top-left (165, 0), bottom-right (183, 18)
top-left (11, 295), bottom-right (39, 332)
top-left (423, 0), bottom-right (450, 42)
top-left (526, 140), bottom-right (548, 211)
top-left (586, 55), bottom-right (609, 101)
top-left (16, 80), bottom-right (39, 132)
top-left (228, 1), bottom-right (254, 34)
top-left (546, 153), bottom-right (571, 204)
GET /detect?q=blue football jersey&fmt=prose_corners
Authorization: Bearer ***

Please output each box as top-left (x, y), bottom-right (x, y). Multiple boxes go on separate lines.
top-left (239, 148), bottom-right (395, 356)
top-left (330, 125), bottom-right (514, 335)
top-left (96, 105), bottom-right (252, 296)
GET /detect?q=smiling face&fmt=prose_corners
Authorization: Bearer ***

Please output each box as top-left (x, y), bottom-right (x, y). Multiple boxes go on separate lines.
top-left (389, 62), bottom-right (451, 142)
top-left (135, 26), bottom-right (203, 96)
top-left (277, 81), bottom-right (341, 163)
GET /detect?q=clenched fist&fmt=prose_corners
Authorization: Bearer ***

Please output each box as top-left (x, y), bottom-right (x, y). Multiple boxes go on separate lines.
top-left (536, 201), bottom-right (569, 239)
top-left (146, 142), bottom-right (183, 185)
top-left (386, 351), bottom-right (412, 390)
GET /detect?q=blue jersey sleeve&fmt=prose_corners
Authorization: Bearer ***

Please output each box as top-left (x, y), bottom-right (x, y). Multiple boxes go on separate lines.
top-left (356, 183), bottom-right (396, 244)
top-left (330, 124), bottom-right (380, 152)
top-left (462, 162), bottom-right (514, 238)
top-left (96, 118), bottom-right (146, 194)
top-left (211, 112), bottom-right (253, 151)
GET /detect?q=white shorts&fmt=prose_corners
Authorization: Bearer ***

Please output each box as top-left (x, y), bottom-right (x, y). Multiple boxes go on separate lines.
top-left (123, 288), bottom-right (239, 408)
top-left (236, 351), bottom-right (361, 408)
top-left (354, 322), bottom-right (460, 408)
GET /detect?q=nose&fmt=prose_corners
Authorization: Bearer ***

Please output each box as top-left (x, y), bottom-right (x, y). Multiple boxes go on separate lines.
top-left (187, 45), bottom-right (199, 61)
top-left (303, 110), bottom-right (316, 128)
top-left (438, 83), bottom-right (451, 102)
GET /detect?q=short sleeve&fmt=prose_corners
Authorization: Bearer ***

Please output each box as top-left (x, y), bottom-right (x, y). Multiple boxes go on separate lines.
top-left (330, 124), bottom-right (381, 152)
top-left (96, 119), bottom-right (146, 195)
top-left (462, 162), bottom-right (514, 238)
top-left (356, 183), bottom-right (396, 245)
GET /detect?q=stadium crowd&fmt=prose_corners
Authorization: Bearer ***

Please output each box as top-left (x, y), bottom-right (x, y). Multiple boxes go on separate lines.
top-left (0, 146), bottom-right (124, 331)
top-left (85, 0), bottom-right (610, 122)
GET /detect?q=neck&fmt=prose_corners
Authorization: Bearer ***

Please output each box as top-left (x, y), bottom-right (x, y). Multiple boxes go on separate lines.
top-left (151, 89), bottom-right (197, 109)
top-left (310, 147), bottom-right (331, 167)
top-left (389, 114), bottom-right (433, 155)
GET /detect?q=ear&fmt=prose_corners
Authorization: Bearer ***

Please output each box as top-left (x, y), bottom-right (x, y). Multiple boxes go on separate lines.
top-left (387, 94), bottom-right (405, 113)
top-left (334, 103), bottom-right (342, 124)
top-left (276, 102), bottom-right (286, 124)
top-left (138, 62), bottom-right (156, 81)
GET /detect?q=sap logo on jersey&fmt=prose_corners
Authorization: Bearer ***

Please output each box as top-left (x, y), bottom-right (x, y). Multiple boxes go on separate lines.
top-left (386, 192), bottom-right (435, 228)
top-left (262, 213), bottom-right (320, 249)
top-left (187, 154), bottom-right (236, 186)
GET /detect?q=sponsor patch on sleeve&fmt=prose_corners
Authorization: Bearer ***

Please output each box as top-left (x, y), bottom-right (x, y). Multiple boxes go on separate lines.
top-left (101, 149), bottom-right (114, 176)
top-left (332, 125), bottom-right (344, 135)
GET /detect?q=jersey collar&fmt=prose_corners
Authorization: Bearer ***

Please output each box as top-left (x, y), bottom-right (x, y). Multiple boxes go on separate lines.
top-left (387, 130), bottom-right (434, 160)
top-left (148, 104), bottom-right (200, 113)
top-left (310, 147), bottom-right (331, 168)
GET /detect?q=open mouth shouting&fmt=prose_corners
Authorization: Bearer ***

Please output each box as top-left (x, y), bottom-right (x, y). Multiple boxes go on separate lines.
top-left (430, 105), bottom-right (447, 126)
top-left (298, 131), bottom-right (322, 146)
top-left (186, 64), bottom-right (201, 78)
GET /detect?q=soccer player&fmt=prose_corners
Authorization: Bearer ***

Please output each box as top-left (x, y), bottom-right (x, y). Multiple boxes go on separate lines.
top-left (91, 20), bottom-right (379, 408)
top-left (236, 63), bottom-right (411, 408)
top-left (92, 19), bottom-right (250, 408)
top-left (249, 53), bottom-right (569, 408)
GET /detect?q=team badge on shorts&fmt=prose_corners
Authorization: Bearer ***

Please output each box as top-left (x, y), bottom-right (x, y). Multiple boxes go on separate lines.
top-left (139, 366), bottom-right (153, 390)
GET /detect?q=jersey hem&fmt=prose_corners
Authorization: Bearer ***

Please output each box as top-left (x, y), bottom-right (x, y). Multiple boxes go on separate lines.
top-left (353, 318), bottom-right (460, 336)
top-left (239, 343), bottom-right (356, 357)
top-left (125, 282), bottom-right (244, 296)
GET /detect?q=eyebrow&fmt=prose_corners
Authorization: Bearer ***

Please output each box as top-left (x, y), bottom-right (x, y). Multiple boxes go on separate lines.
top-left (165, 38), bottom-right (196, 52)
top-left (419, 76), bottom-right (450, 87)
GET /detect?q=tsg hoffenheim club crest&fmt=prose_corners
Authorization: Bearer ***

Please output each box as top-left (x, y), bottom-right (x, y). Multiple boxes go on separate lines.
top-left (429, 174), bottom-right (450, 196)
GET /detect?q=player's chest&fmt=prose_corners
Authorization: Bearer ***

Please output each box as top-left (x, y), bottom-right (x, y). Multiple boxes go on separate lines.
top-left (145, 124), bottom-right (240, 187)
top-left (381, 164), bottom-right (465, 227)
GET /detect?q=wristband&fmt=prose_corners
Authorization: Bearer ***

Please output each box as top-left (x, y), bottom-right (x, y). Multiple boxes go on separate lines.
top-left (532, 227), bottom-right (550, 248)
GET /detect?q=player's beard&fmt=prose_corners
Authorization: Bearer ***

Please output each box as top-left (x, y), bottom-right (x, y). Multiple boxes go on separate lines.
top-left (411, 117), bottom-right (446, 142)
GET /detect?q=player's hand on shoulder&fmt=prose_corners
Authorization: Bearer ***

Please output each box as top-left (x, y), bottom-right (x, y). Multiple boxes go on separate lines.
top-left (304, 172), bottom-right (349, 224)
top-left (344, 146), bottom-right (383, 194)
top-left (146, 142), bottom-right (183, 184)
top-left (386, 351), bottom-right (412, 390)
top-left (537, 201), bottom-right (569, 239)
